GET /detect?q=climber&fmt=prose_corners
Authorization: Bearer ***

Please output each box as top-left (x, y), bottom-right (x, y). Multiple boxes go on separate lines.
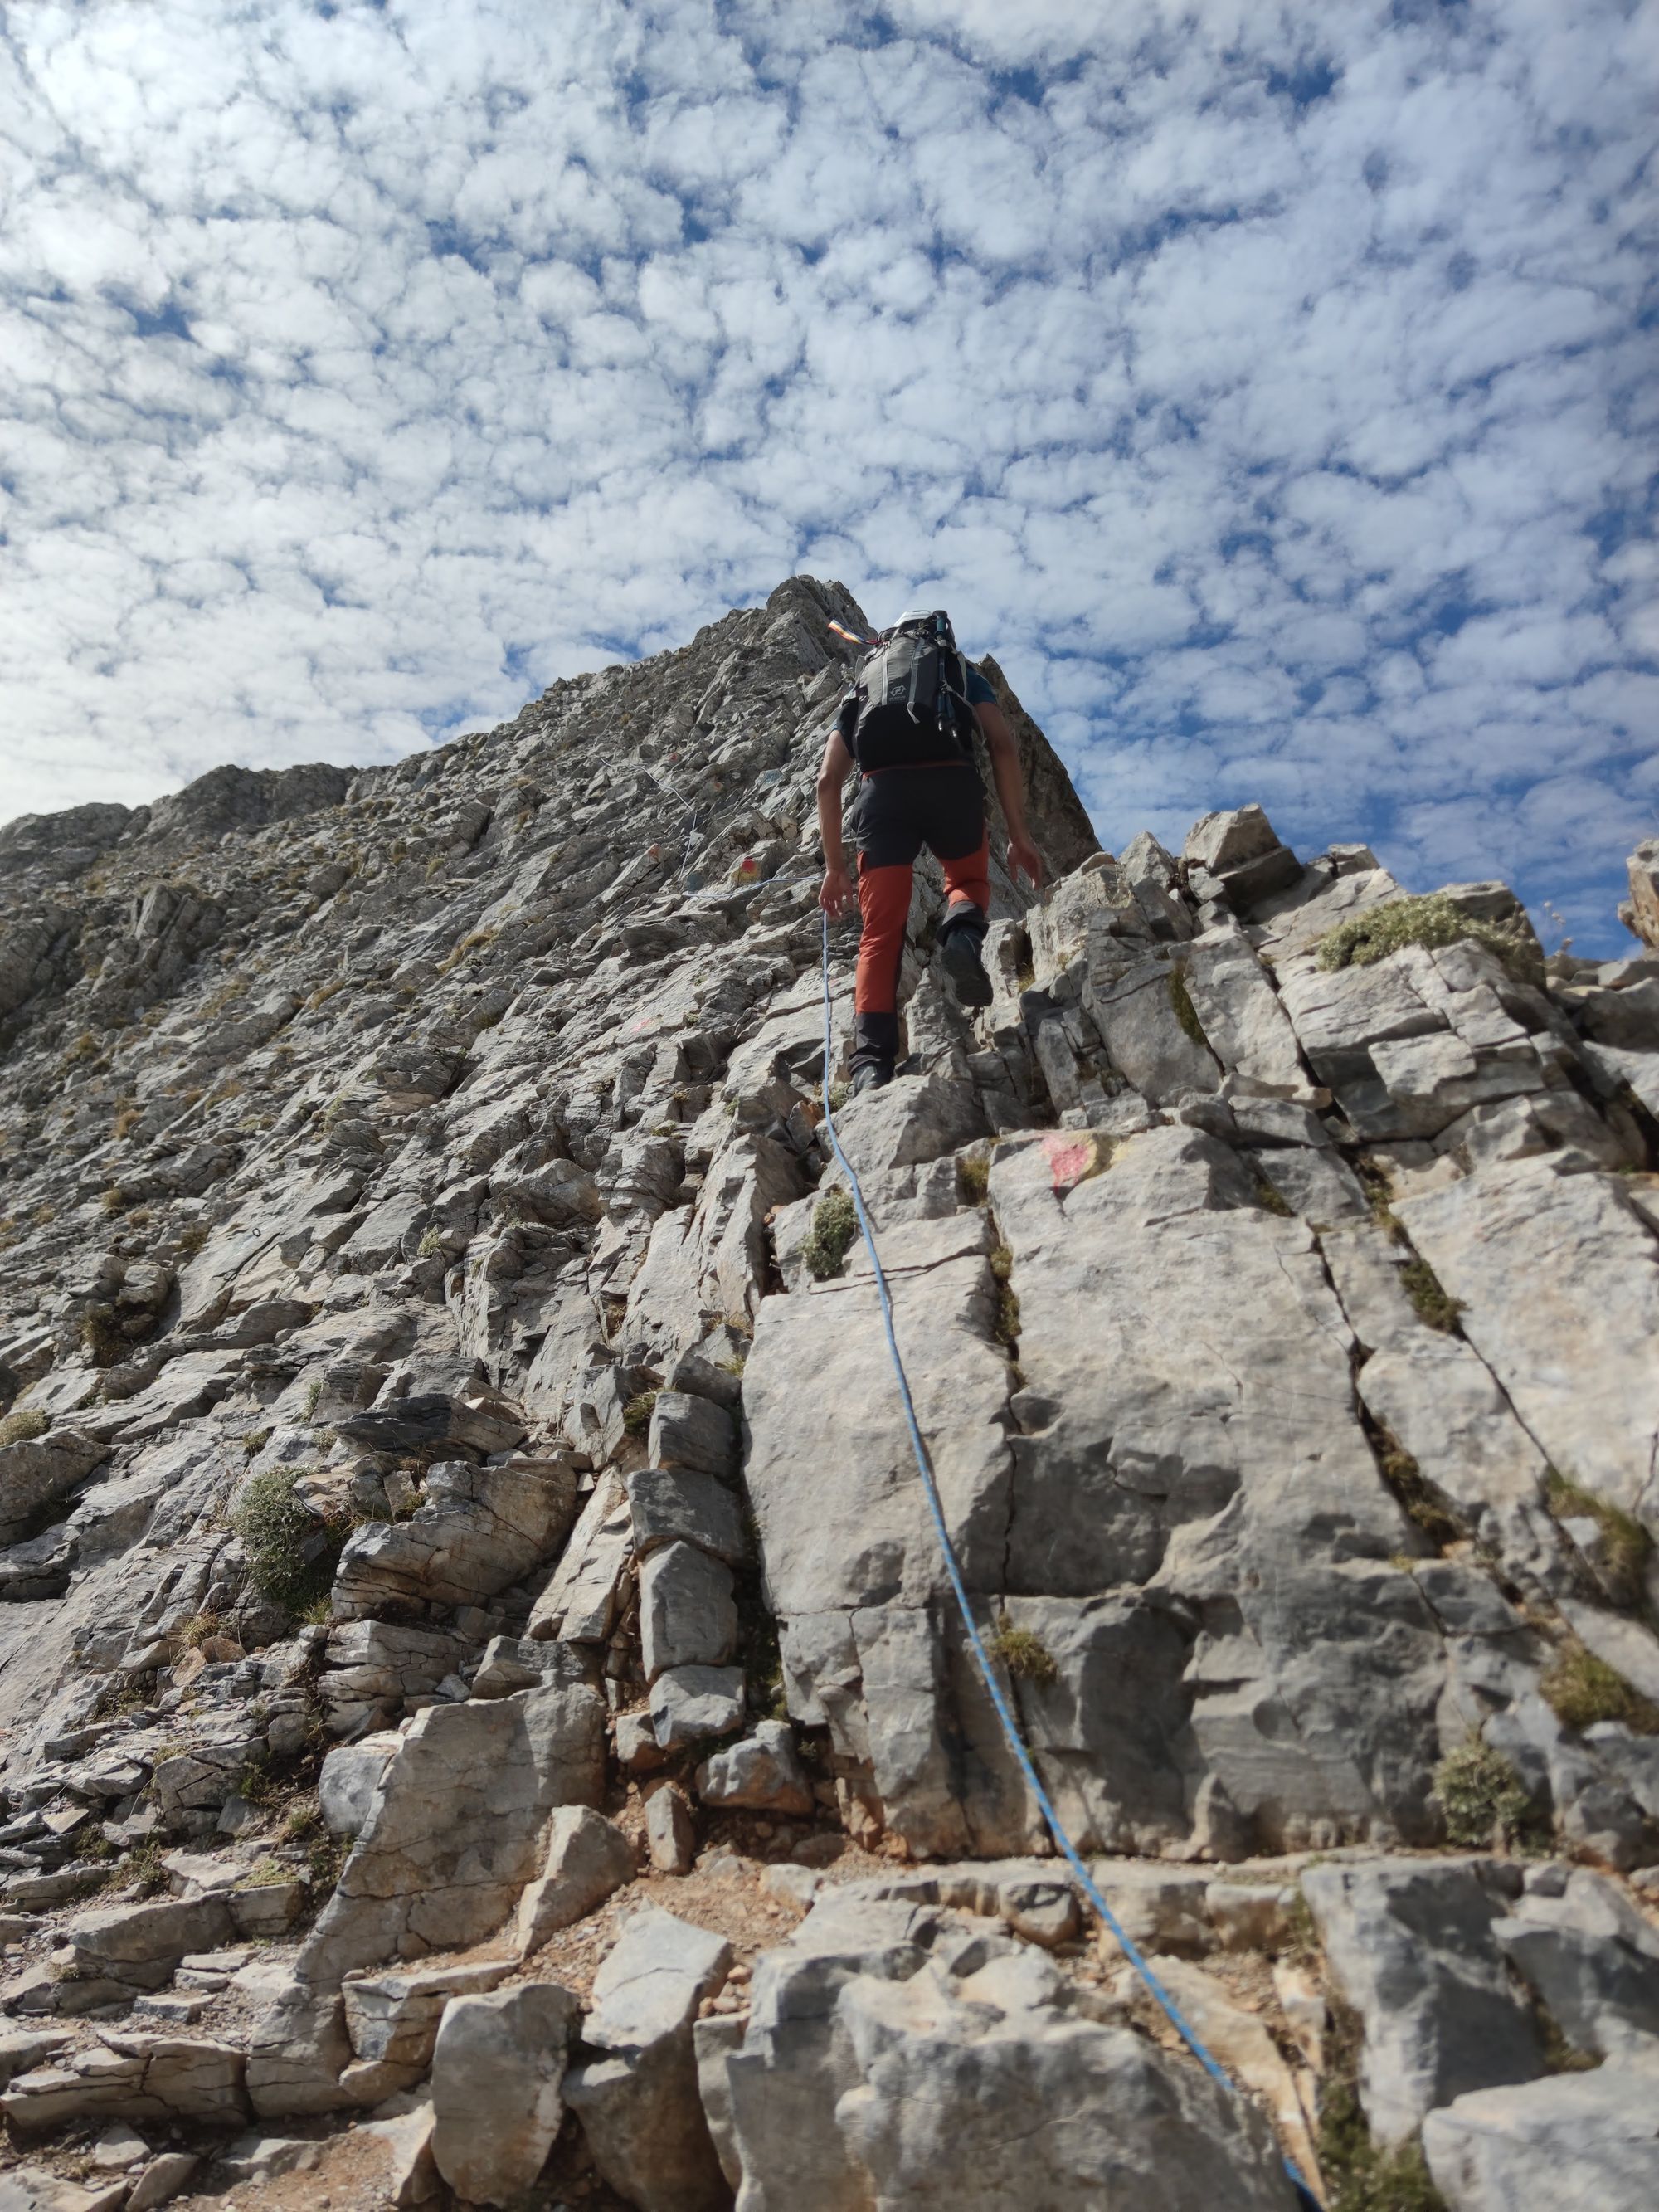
top-left (817, 609), bottom-right (1044, 1093)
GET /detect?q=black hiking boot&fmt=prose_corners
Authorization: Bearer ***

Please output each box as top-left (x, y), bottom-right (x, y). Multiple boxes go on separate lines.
top-left (939, 914), bottom-right (993, 1009)
top-left (850, 1062), bottom-right (892, 1097)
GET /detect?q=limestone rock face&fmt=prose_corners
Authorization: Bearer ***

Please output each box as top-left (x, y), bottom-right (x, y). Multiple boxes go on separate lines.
top-left (0, 574), bottom-right (1655, 2199)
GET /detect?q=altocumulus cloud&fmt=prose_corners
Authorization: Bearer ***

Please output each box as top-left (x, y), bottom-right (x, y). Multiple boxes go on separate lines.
top-left (0, 0), bottom-right (1654, 947)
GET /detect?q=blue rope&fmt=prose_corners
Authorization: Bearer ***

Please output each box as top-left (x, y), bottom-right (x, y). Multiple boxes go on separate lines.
top-left (815, 909), bottom-right (1321, 2210)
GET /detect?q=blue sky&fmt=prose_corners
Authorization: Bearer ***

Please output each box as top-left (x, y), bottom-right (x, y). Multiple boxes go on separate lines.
top-left (1, 0), bottom-right (1654, 951)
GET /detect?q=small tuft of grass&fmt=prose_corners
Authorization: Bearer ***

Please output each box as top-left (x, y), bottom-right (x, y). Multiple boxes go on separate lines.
top-left (1316, 891), bottom-right (1542, 987)
top-left (177, 1220), bottom-right (209, 1256)
top-left (985, 1611), bottom-right (1058, 1684)
top-left (1253, 1173), bottom-right (1294, 1218)
top-left (1540, 1641), bottom-right (1659, 1735)
top-left (242, 1854), bottom-right (294, 1888)
top-left (956, 1152), bottom-right (991, 1207)
top-left (1399, 1257), bottom-right (1462, 1333)
top-left (1432, 1734), bottom-right (1539, 1849)
top-left (1539, 2009), bottom-right (1601, 2075)
top-left (1374, 1430), bottom-right (1462, 1549)
top-left (801, 1187), bottom-right (859, 1279)
top-left (988, 1243), bottom-right (1022, 1348)
top-left (1543, 1469), bottom-right (1652, 1602)
top-left (1168, 967), bottom-right (1210, 1048)
top-left (416, 1226), bottom-right (445, 1258)
top-left (100, 1185), bottom-right (129, 1217)
top-left (622, 1391), bottom-right (659, 1436)
top-left (0, 1407), bottom-right (50, 1449)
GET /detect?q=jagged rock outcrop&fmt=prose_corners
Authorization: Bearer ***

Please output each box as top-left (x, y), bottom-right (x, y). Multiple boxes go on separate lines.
top-left (0, 575), bottom-right (1655, 2205)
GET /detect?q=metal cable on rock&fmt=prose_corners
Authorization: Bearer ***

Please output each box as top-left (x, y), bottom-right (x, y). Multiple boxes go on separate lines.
top-left (814, 910), bottom-right (1321, 2212)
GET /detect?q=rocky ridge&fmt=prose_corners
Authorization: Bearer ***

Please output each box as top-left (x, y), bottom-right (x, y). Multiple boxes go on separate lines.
top-left (0, 574), bottom-right (1655, 2208)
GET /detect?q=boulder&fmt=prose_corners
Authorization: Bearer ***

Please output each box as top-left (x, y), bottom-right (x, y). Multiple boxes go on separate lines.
top-left (513, 1806), bottom-right (637, 1955)
top-left (1182, 806), bottom-right (1301, 907)
top-left (1491, 1869), bottom-right (1659, 2058)
top-left (626, 1464), bottom-right (749, 1566)
top-left (639, 1541), bottom-right (738, 1678)
top-left (1624, 836), bottom-right (1659, 949)
top-left (431, 1982), bottom-right (579, 2205)
top-left (989, 1124), bottom-right (1444, 1853)
top-left (645, 1784), bottom-right (696, 1874)
top-left (696, 1720), bottom-right (815, 1815)
top-left (244, 1979), bottom-right (354, 2118)
top-left (528, 1469), bottom-right (633, 1643)
top-left (333, 1392), bottom-right (527, 1459)
top-left (0, 1430), bottom-right (107, 1546)
top-left (64, 1896), bottom-right (235, 1990)
top-left (319, 1620), bottom-right (474, 1737)
top-left (2, 2033), bottom-right (247, 2132)
top-left (318, 1733), bottom-right (401, 1837)
top-left (711, 1889), bottom-right (1299, 2208)
top-left (646, 1391), bottom-right (737, 1479)
top-left (295, 1678), bottom-right (606, 1986)
top-left (341, 1959), bottom-right (510, 2103)
top-left (1423, 2064), bottom-right (1659, 2210)
top-left (565, 1907), bottom-right (732, 2212)
top-left (1301, 1859), bottom-right (1543, 2144)
top-left (649, 1664), bottom-right (746, 1749)
top-left (332, 1454), bottom-right (581, 1617)
top-left (1180, 930), bottom-right (1309, 1097)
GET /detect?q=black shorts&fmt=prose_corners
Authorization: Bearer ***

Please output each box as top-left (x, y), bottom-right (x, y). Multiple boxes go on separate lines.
top-left (849, 766), bottom-right (985, 869)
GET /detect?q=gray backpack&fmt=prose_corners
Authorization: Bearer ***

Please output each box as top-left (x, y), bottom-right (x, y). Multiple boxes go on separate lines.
top-left (847, 610), bottom-right (975, 770)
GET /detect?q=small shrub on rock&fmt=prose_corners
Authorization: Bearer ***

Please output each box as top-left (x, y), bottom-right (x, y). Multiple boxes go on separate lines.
top-left (234, 1468), bottom-right (347, 1615)
top-left (1431, 1736), bottom-right (1537, 1848)
top-left (801, 1188), bottom-right (859, 1279)
top-left (0, 1407), bottom-right (49, 1449)
top-left (1315, 892), bottom-right (1540, 986)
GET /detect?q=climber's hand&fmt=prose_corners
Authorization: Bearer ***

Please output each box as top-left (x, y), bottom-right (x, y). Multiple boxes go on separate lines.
top-left (820, 864), bottom-right (855, 918)
top-left (1008, 834), bottom-right (1044, 891)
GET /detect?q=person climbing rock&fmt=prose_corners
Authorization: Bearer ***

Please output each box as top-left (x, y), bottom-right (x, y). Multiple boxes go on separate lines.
top-left (816, 608), bottom-right (1044, 1092)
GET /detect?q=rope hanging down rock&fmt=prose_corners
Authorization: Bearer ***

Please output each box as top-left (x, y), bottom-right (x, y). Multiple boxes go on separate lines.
top-left (815, 909), bottom-right (1322, 2212)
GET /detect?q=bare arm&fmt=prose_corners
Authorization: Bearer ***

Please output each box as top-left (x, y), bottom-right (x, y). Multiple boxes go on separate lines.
top-left (816, 728), bottom-right (856, 914)
top-left (976, 703), bottom-right (1044, 889)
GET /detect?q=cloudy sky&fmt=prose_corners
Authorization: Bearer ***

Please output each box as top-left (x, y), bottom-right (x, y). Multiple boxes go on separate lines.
top-left (2, 0), bottom-right (1654, 949)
